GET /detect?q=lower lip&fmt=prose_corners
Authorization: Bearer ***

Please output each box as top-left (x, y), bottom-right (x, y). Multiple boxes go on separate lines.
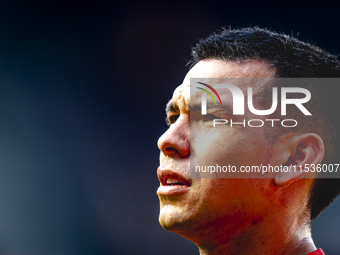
top-left (157, 185), bottom-right (190, 196)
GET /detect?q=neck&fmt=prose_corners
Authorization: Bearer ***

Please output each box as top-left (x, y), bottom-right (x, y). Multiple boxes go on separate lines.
top-left (198, 236), bottom-right (316, 255)
top-left (192, 211), bottom-right (316, 255)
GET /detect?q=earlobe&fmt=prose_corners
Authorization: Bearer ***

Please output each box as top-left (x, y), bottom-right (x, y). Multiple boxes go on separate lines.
top-left (274, 133), bottom-right (324, 187)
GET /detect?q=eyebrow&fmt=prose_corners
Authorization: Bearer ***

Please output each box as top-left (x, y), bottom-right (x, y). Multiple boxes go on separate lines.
top-left (190, 101), bottom-right (233, 114)
top-left (166, 100), bottom-right (233, 117)
top-left (165, 100), bottom-right (178, 114)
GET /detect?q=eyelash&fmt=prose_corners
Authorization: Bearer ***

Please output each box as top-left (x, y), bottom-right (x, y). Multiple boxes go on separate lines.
top-left (166, 114), bottom-right (220, 126)
top-left (202, 114), bottom-right (219, 122)
top-left (167, 114), bottom-right (180, 126)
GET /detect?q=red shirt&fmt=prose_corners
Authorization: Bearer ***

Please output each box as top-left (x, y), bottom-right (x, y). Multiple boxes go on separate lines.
top-left (307, 248), bottom-right (325, 255)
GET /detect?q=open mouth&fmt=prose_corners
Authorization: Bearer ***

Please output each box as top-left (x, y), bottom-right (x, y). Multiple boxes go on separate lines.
top-left (165, 178), bottom-right (186, 186)
top-left (158, 168), bottom-right (191, 187)
top-left (157, 168), bottom-right (191, 196)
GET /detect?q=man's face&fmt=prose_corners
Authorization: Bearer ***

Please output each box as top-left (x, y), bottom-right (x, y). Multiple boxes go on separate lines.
top-left (157, 59), bottom-right (279, 240)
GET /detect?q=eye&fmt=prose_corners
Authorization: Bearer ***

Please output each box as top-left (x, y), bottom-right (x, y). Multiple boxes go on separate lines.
top-left (167, 114), bottom-right (180, 125)
top-left (202, 114), bottom-right (220, 122)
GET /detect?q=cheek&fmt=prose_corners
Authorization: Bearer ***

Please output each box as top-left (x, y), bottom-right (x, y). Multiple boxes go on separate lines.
top-left (194, 131), bottom-right (241, 165)
top-left (193, 128), bottom-right (271, 171)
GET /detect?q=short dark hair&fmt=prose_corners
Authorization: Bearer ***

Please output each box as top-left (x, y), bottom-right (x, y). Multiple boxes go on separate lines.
top-left (189, 26), bottom-right (340, 220)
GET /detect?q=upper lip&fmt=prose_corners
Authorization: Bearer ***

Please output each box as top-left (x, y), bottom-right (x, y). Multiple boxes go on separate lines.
top-left (157, 167), bottom-right (191, 186)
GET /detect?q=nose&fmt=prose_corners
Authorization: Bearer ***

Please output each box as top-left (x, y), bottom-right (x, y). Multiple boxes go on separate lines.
top-left (157, 114), bottom-right (190, 158)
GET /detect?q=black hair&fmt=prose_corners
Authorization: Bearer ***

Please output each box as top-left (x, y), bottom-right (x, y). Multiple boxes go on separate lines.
top-left (189, 26), bottom-right (340, 220)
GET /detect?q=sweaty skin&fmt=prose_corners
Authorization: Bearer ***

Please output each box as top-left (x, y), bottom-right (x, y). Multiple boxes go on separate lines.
top-left (157, 59), bottom-right (318, 255)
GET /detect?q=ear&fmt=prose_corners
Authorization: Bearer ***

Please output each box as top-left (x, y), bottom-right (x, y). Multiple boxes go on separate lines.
top-left (273, 133), bottom-right (324, 187)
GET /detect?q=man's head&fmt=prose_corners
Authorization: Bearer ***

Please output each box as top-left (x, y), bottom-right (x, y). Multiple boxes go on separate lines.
top-left (157, 27), bottom-right (340, 253)
top-left (188, 27), bottom-right (340, 220)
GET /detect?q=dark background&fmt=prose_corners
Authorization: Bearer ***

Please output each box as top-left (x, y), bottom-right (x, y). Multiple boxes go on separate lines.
top-left (0, 1), bottom-right (339, 255)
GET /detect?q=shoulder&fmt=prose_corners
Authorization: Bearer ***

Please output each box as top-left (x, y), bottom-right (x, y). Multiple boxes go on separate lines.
top-left (307, 248), bottom-right (325, 255)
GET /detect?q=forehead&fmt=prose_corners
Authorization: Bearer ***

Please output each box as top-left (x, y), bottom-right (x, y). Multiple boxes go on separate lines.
top-left (170, 59), bottom-right (275, 112)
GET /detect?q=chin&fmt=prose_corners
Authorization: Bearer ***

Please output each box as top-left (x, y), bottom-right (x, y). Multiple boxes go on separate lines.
top-left (159, 216), bottom-right (175, 231)
top-left (158, 206), bottom-right (193, 232)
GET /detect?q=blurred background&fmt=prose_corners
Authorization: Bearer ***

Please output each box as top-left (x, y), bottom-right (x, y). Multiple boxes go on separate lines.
top-left (0, 0), bottom-right (339, 254)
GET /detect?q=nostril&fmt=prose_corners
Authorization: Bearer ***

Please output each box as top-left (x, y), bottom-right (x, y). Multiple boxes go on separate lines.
top-left (165, 147), bottom-right (181, 155)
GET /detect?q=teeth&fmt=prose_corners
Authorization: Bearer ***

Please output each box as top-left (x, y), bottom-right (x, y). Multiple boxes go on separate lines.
top-left (167, 178), bottom-right (178, 184)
